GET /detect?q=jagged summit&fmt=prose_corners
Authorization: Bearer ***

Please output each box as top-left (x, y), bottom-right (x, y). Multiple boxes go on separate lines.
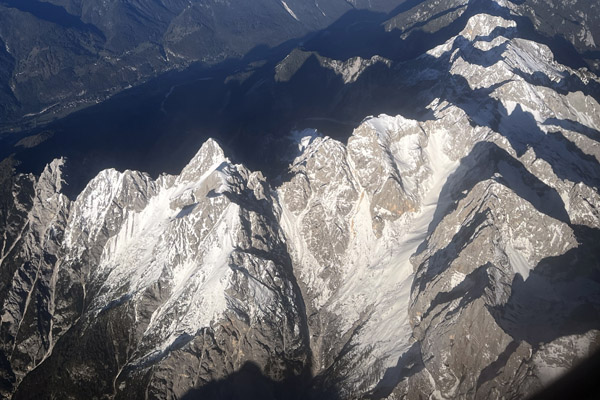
top-left (178, 138), bottom-right (227, 184)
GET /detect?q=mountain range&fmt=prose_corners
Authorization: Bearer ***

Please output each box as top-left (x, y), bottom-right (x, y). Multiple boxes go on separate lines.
top-left (0, 0), bottom-right (599, 398)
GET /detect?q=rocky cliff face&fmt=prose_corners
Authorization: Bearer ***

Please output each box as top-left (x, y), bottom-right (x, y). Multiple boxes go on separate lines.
top-left (1, 2), bottom-right (599, 399)
top-left (1, 140), bottom-right (314, 399)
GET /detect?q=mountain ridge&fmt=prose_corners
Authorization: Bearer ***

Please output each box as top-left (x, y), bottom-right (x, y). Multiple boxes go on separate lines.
top-left (1, 1), bottom-right (600, 399)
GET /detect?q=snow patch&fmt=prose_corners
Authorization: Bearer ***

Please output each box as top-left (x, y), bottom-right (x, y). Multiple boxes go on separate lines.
top-left (291, 116), bottom-right (460, 385)
top-left (505, 244), bottom-right (532, 280)
top-left (315, 0), bottom-right (326, 16)
top-left (281, 1), bottom-right (299, 21)
top-left (449, 271), bottom-right (467, 290)
top-left (289, 128), bottom-right (321, 153)
top-left (460, 14), bottom-right (516, 41)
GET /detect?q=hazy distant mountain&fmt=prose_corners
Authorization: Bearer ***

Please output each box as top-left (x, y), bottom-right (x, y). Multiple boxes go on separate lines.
top-left (0, 0), bottom-right (403, 129)
top-left (1, 0), bottom-right (598, 133)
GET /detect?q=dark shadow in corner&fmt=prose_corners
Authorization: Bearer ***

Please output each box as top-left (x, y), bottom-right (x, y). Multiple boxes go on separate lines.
top-left (181, 361), bottom-right (340, 400)
top-left (526, 346), bottom-right (600, 400)
top-left (491, 225), bottom-right (600, 347)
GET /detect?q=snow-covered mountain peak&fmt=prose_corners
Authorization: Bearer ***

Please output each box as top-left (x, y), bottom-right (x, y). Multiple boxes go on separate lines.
top-left (178, 138), bottom-right (227, 184)
top-left (38, 157), bottom-right (68, 196)
top-left (460, 13), bottom-right (516, 42)
top-left (426, 11), bottom-right (516, 58)
top-left (5, 137), bottom-right (312, 391)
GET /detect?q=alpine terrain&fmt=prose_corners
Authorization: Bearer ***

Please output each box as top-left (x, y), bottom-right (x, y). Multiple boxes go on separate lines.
top-left (0, 0), bottom-right (599, 399)
top-left (0, 0), bottom-right (398, 130)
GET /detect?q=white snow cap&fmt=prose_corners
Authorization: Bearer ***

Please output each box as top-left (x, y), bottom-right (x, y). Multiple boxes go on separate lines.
top-left (460, 14), bottom-right (516, 41)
